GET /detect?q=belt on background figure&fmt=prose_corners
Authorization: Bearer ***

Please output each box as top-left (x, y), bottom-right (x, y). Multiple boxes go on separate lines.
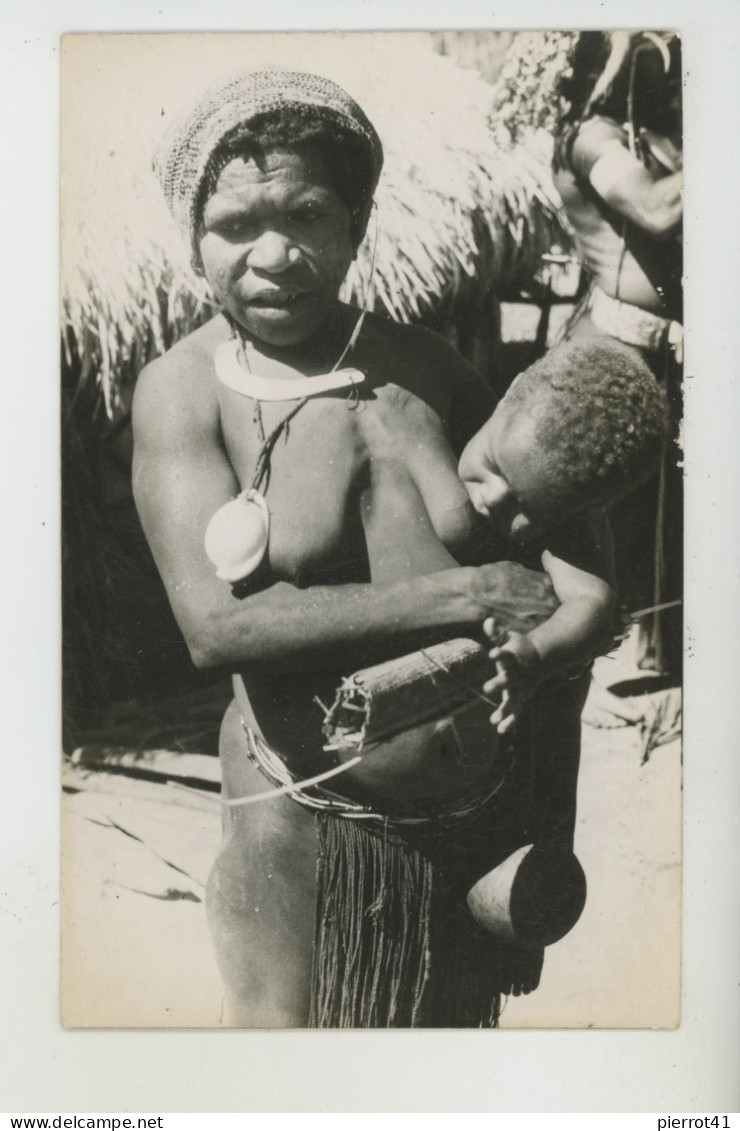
top-left (589, 286), bottom-right (683, 364)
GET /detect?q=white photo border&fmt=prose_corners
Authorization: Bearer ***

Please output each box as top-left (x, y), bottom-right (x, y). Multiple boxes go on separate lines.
top-left (2, 0), bottom-right (739, 1114)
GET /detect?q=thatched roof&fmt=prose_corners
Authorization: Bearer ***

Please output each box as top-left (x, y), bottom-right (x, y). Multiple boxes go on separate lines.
top-left (487, 31), bottom-right (580, 147)
top-left (61, 32), bottom-right (571, 418)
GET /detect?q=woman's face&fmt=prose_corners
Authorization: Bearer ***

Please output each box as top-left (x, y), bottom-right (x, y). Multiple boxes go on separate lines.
top-left (199, 144), bottom-right (355, 348)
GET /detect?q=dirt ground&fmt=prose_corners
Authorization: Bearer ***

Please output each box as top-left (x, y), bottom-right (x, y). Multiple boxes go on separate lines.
top-left (61, 665), bottom-right (681, 1031)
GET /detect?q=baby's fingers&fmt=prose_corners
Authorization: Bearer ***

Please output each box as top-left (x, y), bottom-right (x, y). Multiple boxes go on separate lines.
top-left (483, 670), bottom-right (508, 696)
top-left (490, 706), bottom-right (516, 735)
top-left (496, 712), bottom-right (517, 735)
top-left (489, 690), bottom-right (511, 729)
top-left (488, 645), bottom-right (518, 673)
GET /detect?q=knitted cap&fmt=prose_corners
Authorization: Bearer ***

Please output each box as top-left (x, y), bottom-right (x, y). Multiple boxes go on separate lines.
top-left (154, 68), bottom-right (384, 257)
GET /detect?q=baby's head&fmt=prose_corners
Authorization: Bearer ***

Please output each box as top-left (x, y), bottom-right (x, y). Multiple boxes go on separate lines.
top-left (459, 338), bottom-right (670, 543)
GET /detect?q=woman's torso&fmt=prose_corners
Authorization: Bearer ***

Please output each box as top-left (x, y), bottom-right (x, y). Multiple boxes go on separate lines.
top-left (212, 312), bottom-right (511, 805)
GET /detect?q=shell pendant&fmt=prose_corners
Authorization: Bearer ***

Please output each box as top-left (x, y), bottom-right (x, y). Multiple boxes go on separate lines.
top-left (204, 488), bottom-right (270, 583)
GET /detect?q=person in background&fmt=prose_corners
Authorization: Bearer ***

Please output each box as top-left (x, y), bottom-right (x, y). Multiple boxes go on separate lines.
top-left (552, 31), bottom-right (683, 676)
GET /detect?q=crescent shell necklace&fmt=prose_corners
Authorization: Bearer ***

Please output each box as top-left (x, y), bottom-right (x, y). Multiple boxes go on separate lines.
top-left (204, 308), bottom-right (368, 585)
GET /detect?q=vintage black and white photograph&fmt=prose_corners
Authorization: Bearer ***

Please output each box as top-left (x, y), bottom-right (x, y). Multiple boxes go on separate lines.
top-left (60, 29), bottom-right (684, 1031)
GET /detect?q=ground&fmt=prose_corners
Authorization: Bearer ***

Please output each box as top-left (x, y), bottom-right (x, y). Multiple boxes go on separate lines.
top-left (61, 663), bottom-right (681, 1030)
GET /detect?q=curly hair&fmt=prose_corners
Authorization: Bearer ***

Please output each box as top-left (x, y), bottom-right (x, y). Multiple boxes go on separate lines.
top-left (500, 338), bottom-right (670, 512)
top-left (196, 104), bottom-right (377, 256)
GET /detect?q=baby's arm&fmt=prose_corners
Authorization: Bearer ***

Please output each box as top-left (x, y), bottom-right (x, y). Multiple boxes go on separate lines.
top-left (484, 516), bottom-right (616, 733)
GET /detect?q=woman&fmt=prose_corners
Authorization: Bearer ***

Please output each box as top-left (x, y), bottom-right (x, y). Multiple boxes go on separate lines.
top-left (552, 32), bottom-right (683, 675)
top-left (133, 68), bottom-right (576, 1028)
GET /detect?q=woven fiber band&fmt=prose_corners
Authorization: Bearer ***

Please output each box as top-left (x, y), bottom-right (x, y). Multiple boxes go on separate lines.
top-left (153, 68), bottom-right (384, 257)
top-left (590, 285), bottom-right (683, 355)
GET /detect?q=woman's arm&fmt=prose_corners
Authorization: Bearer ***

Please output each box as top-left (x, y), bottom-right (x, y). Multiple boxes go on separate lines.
top-left (132, 346), bottom-right (554, 674)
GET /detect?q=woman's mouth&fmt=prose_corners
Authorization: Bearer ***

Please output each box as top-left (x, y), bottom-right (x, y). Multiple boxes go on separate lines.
top-left (248, 291), bottom-right (311, 310)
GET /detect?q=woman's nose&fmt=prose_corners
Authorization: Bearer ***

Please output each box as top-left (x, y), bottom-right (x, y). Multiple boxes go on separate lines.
top-left (248, 231), bottom-right (299, 273)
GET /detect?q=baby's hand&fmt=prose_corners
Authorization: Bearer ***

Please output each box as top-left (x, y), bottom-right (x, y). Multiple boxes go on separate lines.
top-left (482, 623), bottom-right (543, 735)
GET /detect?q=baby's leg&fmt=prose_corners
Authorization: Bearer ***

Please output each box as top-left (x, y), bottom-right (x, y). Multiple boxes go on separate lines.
top-left (206, 702), bottom-right (317, 1028)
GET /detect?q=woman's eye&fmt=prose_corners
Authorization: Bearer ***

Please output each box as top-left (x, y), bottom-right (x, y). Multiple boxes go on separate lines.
top-left (287, 207), bottom-right (323, 225)
top-left (211, 217), bottom-right (251, 237)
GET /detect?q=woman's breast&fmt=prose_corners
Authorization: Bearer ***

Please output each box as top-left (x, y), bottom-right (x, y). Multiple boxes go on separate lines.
top-left (414, 459), bottom-right (477, 549)
top-left (221, 391), bottom-right (478, 586)
top-left (356, 413), bottom-right (478, 581)
top-left (220, 397), bottom-right (368, 585)
top-left (266, 454), bottom-right (473, 586)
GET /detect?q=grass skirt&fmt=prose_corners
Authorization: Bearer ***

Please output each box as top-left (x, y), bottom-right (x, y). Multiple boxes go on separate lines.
top-left (309, 812), bottom-right (544, 1028)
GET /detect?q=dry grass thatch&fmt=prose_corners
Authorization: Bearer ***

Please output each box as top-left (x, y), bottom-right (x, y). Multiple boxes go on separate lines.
top-left (61, 32), bottom-right (572, 418)
top-left (432, 30), bottom-right (515, 85)
top-left (61, 142), bottom-right (214, 420)
top-left (488, 31), bottom-right (580, 147)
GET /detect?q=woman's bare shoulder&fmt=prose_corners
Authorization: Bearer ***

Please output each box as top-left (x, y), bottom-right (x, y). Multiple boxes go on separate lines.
top-left (356, 309), bottom-right (494, 442)
top-left (360, 309), bottom-right (479, 387)
top-left (134, 314), bottom-right (228, 432)
top-left (138, 314), bottom-right (223, 383)
top-left (362, 308), bottom-right (457, 355)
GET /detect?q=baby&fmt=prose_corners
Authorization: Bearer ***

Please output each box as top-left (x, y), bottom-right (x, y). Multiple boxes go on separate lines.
top-left (459, 336), bottom-right (670, 734)
top-left (458, 337), bottom-right (670, 950)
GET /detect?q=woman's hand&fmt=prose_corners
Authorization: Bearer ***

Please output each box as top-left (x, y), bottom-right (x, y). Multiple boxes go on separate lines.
top-left (481, 627), bottom-right (543, 735)
top-left (470, 561), bottom-right (559, 636)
